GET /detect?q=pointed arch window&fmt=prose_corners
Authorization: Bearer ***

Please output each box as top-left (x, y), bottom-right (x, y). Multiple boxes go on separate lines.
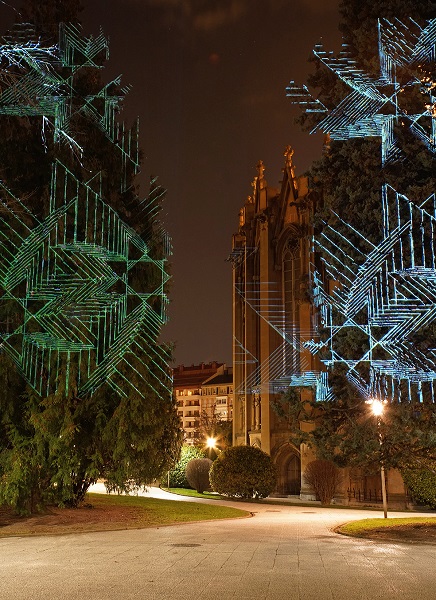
top-left (282, 237), bottom-right (300, 374)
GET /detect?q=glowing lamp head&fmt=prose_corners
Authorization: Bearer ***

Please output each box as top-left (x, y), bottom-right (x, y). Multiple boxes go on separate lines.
top-left (206, 437), bottom-right (217, 449)
top-left (370, 399), bottom-right (384, 416)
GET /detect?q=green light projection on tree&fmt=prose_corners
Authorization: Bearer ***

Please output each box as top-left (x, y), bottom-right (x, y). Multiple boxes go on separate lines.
top-left (0, 23), bottom-right (171, 400)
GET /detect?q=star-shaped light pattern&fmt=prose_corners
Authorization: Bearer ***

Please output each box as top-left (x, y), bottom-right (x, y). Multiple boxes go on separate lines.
top-left (0, 22), bottom-right (138, 183)
top-left (0, 24), bottom-right (172, 399)
top-left (287, 19), bottom-right (436, 403)
top-left (287, 18), bottom-right (436, 165)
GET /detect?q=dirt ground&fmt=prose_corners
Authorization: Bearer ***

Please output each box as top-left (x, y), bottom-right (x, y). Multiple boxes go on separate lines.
top-left (355, 523), bottom-right (436, 544)
top-left (0, 502), bottom-right (144, 536)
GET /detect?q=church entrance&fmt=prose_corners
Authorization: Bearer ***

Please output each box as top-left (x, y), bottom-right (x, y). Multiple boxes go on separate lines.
top-left (274, 444), bottom-right (301, 496)
top-left (286, 453), bottom-right (301, 495)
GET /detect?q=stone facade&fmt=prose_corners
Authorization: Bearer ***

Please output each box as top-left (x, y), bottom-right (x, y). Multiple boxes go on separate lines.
top-left (231, 148), bottom-right (409, 507)
top-left (231, 148), bottom-right (319, 497)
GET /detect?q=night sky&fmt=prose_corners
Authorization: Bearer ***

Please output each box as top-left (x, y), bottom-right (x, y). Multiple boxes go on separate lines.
top-left (0, 0), bottom-right (342, 367)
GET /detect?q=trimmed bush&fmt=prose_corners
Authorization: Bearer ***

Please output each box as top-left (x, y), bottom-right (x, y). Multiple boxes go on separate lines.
top-left (402, 468), bottom-right (436, 509)
top-left (209, 445), bottom-right (277, 499)
top-left (303, 459), bottom-right (342, 505)
top-left (168, 446), bottom-right (205, 488)
top-left (185, 458), bottom-right (213, 493)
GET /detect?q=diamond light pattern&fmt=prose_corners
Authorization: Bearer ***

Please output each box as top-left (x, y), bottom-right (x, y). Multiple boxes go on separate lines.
top-left (0, 23), bottom-right (171, 400)
top-left (288, 19), bottom-right (436, 403)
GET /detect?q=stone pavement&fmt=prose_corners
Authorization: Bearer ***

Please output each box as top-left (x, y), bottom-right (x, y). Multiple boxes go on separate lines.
top-left (1, 487), bottom-right (436, 600)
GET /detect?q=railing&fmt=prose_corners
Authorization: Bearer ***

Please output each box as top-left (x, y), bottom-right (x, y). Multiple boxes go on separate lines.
top-left (347, 487), bottom-right (388, 503)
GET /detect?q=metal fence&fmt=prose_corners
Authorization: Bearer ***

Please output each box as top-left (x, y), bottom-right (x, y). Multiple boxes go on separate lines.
top-left (347, 487), bottom-right (388, 503)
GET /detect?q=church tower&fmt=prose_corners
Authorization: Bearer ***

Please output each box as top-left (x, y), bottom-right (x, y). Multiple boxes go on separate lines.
top-left (230, 147), bottom-right (319, 496)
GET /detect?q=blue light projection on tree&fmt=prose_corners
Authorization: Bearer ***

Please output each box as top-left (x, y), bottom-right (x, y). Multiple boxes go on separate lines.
top-left (288, 18), bottom-right (436, 403)
top-left (287, 18), bottom-right (436, 165)
top-left (0, 23), bottom-right (171, 400)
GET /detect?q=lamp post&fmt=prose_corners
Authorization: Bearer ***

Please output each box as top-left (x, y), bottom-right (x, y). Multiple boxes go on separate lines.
top-left (368, 399), bottom-right (388, 519)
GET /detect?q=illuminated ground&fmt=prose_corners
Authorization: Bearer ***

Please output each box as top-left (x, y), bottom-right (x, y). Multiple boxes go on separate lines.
top-left (1, 488), bottom-right (435, 600)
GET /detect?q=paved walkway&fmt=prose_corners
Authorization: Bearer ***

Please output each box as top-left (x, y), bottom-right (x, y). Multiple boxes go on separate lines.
top-left (1, 487), bottom-right (436, 600)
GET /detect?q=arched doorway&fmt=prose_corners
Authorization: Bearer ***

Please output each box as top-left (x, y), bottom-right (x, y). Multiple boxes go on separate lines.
top-left (273, 443), bottom-right (301, 496)
top-left (286, 453), bottom-right (301, 495)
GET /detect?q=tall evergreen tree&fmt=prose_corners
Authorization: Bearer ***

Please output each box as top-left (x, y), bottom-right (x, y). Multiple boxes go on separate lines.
top-left (19, 0), bottom-right (84, 38)
top-left (0, 1), bottom-right (181, 513)
top-left (283, 1), bottom-right (436, 472)
top-left (303, 0), bottom-right (436, 241)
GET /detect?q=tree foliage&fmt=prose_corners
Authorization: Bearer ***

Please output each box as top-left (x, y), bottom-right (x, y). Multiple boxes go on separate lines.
top-left (338, 0), bottom-right (436, 73)
top-left (209, 445), bottom-right (277, 499)
top-left (287, 0), bottom-right (436, 473)
top-left (0, 0), bottom-right (182, 513)
top-left (402, 465), bottom-right (436, 509)
top-left (21, 0), bottom-right (85, 32)
top-left (304, 1), bottom-right (436, 245)
top-left (276, 383), bottom-right (436, 472)
top-left (168, 445), bottom-right (205, 489)
top-left (185, 458), bottom-right (212, 494)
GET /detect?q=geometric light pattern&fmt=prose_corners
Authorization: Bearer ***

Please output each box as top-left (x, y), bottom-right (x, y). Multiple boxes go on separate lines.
top-left (311, 185), bottom-right (436, 403)
top-left (287, 18), bottom-right (436, 165)
top-left (288, 19), bottom-right (436, 403)
top-left (0, 22), bottom-right (139, 177)
top-left (0, 23), bottom-right (171, 399)
top-left (229, 248), bottom-right (325, 397)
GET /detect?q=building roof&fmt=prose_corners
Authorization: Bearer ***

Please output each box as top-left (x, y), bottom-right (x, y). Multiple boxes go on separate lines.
top-left (202, 367), bottom-right (233, 386)
top-left (172, 362), bottom-right (224, 388)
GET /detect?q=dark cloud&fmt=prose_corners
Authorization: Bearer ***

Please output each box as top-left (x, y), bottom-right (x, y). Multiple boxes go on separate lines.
top-left (123, 0), bottom-right (339, 36)
top-left (134, 0), bottom-right (246, 32)
top-left (297, 0), bottom-right (340, 13)
top-left (192, 1), bottom-right (247, 31)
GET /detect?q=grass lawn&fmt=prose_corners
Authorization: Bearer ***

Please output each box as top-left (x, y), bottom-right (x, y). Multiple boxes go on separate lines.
top-left (0, 493), bottom-right (250, 537)
top-left (337, 517), bottom-right (436, 542)
top-left (162, 487), bottom-right (223, 500)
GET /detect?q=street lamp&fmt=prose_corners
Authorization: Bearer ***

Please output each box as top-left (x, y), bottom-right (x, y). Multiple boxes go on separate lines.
top-left (206, 437), bottom-right (217, 450)
top-left (371, 399), bottom-right (384, 417)
top-left (367, 398), bottom-right (388, 518)
top-left (206, 436), bottom-right (217, 458)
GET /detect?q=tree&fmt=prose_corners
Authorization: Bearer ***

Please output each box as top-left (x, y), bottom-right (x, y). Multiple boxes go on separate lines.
top-left (21, 0), bottom-right (85, 29)
top-left (303, 459), bottom-right (342, 505)
top-left (0, 1), bottom-right (182, 513)
top-left (299, 2), bottom-right (436, 256)
top-left (185, 458), bottom-right (212, 494)
top-left (292, 0), bottom-right (436, 266)
top-left (338, 1), bottom-right (436, 70)
top-left (276, 383), bottom-right (436, 473)
top-left (285, 0), bottom-right (436, 472)
top-left (302, 0), bottom-right (436, 244)
top-left (209, 445), bottom-right (277, 499)
top-left (168, 445), bottom-right (206, 489)
top-left (194, 410), bottom-right (232, 458)
top-left (402, 465), bottom-right (436, 509)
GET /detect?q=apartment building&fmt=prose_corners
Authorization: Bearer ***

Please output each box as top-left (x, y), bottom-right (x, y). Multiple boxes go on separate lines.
top-left (173, 362), bottom-right (233, 445)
